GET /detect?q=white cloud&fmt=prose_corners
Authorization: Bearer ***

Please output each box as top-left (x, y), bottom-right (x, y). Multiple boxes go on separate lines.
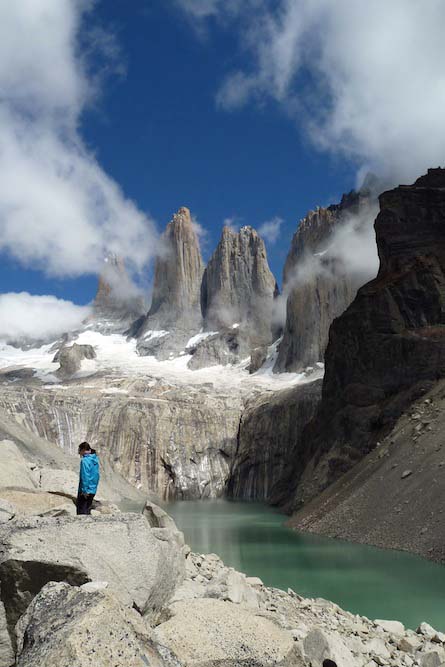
top-left (258, 216), bottom-right (283, 244)
top-left (222, 217), bottom-right (241, 232)
top-left (0, 1), bottom-right (158, 279)
top-left (0, 292), bottom-right (90, 342)
top-left (184, 0), bottom-right (445, 184)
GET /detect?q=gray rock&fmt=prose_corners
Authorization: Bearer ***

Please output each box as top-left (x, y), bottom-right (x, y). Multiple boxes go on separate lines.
top-left (15, 582), bottom-right (177, 667)
top-left (227, 380), bottom-right (321, 501)
top-left (275, 186), bottom-right (377, 373)
top-left (303, 628), bottom-right (356, 666)
top-left (202, 226), bottom-right (278, 349)
top-left (374, 619), bottom-right (405, 635)
top-left (0, 488), bottom-right (75, 516)
top-left (187, 329), bottom-right (251, 370)
top-left (137, 207), bottom-right (204, 357)
top-left (0, 594), bottom-right (14, 667)
top-left (0, 513), bottom-right (185, 649)
top-left (249, 346), bottom-right (268, 373)
top-left (53, 343), bottom-right (96, 378)
top-left (155, 598), bottom-right (303, 666)
top-left (0, 440), bottom-right (36, 490)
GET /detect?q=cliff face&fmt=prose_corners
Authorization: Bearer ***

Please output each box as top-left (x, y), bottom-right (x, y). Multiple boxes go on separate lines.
top-left (201, 226), bottom-right (278, 348)
top-left (137, 207), bottom-right (204, 357)
top-left (0, 379), bottom-right (242, 500)
top-left (227, 380), bottom-right (322, 501)
top-left (291, 168), bottom-right (445, 508)
top-left (274, 188), bottom-right (377, 372)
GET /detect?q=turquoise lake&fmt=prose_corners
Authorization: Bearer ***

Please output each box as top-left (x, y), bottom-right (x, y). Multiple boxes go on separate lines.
top-left (165, 499), bottom-right (445, 631)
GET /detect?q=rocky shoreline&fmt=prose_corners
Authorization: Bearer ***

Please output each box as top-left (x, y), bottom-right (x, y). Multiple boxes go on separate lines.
top-left (0, 412), bottom-right (444, 666)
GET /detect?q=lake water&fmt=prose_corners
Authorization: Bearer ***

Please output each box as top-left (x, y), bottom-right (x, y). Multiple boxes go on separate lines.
top-left (165, 499), bottom-right (445, 631)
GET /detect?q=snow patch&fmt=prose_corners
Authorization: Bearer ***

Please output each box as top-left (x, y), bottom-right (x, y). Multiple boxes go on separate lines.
top-left (185, 331), bottom-right (218, 349)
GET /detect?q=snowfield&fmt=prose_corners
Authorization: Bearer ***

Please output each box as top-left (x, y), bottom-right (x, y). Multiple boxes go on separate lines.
top-left (0, 331), bottom-right (323, 391)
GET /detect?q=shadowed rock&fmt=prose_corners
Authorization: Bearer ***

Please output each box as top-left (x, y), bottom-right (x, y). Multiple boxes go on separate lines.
top-left (288, 168), bottom-right (445, 510)
top-left (275, 184), bottom-right (378, 372)
top-left (53, 343), bottom-right (96, 378)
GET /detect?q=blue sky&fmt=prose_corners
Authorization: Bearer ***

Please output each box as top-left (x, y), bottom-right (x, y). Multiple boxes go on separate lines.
top-left (0, 1), bottom-right (355, 306)
top-left (1, 0), bottom-right (444, 322)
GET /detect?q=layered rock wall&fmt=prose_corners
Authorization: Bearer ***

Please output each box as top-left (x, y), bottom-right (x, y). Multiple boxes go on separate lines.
top-left (227, 380), bottom-right (322, 501)
top-left (0, 381), bottom-right (242, 500)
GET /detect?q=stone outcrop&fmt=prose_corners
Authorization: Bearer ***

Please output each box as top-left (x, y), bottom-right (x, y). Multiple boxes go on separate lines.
top-left (90, 254), bottom-right (146, 333)
top-left (227, 380), bottom-right (322, 501)
top-left (53, 343), bottom-right (96, 378)
top-left (275, 185), bottom-right (378, 372)
top-left (15, 582), bottom-right (175, 667)
top-left (201, 226), bottom-right (278, 348)
top-left (137, 207), bottom-right (204, 358)
top-left (187, 328), bottom-right (251, 370)
top-left (288, 168), bottom-right (445, 512)
top-left (0, 513), bottom-right (185, 645)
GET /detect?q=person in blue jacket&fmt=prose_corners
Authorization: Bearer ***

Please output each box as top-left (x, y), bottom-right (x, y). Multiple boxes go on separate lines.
top-left (76, 441), bottom-right (100, 515)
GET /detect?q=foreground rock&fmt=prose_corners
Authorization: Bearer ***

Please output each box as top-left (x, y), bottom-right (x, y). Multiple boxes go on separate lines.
top-left (0, 513), bottom-right (185, 648)
top-left (155, 598), bottom-right (303, 666)
top-left (15, 582), bottom-right (177, 667)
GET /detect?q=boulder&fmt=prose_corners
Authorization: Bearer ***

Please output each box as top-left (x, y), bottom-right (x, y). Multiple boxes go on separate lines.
top-left (0, 513), bottom-right (185, 648)
top-left (0, 440), bottom-right (36, 490)
top-left (15, 581), bottom-right (180, 667)
top-left (155, 598), bottom-right (303, 666)
top-left (0, 489), bottom-right (75, 516)
top-left (39, 467), bottom-right (120, 504)
top-left (374, 619), bottom-right (405, 636)
top-left (304, 628), bottom-right (356, 667)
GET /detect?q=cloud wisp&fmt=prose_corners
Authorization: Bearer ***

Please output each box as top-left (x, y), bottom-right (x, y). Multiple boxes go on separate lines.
top-left (0, 292), bottom-right (90, 342)
top-left (181, 0), bottom-right (445, 185)
top-left (0, 1), bottom-right (158, 280)
top-left (258, 217), bottom-right (283, 244)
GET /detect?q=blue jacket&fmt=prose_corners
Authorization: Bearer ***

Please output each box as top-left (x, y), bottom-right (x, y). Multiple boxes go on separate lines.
top-left (79, 452), bottom-right (100, 495)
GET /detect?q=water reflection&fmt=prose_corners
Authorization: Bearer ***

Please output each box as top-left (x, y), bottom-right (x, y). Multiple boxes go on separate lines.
top-left (165, 499), bottom-right (445, 631)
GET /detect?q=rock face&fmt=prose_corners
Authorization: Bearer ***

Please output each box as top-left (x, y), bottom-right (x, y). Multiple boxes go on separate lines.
top-left (53, 343), bottom-right (96, 378)
top-left (227, 380), bottom-right (322, 501)
top-left (290, 367), bottom-right (445, 564)
top-left (90, 254), bottom-right (146, 333)
top-left (275, 186), bottom-right (378, 372)
top-left (0, 513), bottom-right (185, 644)
top-left (137, 207), bottom-right (204, 358)
top-left (0, 380), bottom-right (242, 500)
top-left (289, 168), bottom-right (445, 511)
top-left (201, 226), bottom-right (278, 348)
top-left (15, 582), bottom-right (173, 667)
top-left (187, 329), bottom-right (251, 370)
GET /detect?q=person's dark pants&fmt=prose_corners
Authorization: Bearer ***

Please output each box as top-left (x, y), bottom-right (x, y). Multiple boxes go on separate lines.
top-left (76, 493), bottom-right (95, 515)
